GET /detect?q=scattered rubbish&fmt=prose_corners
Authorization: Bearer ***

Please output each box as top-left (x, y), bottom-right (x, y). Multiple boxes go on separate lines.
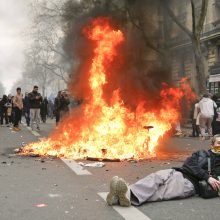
top-left (65, 211), bottom-right (69, 214)
top-left (53, 184), bottom-right (58, 187)
top-left (1, 161), bottom-right (7, 164)
top-left (129, 160), bottom-right (137, 163)
top-left (105, 169), bottom-right (109, 171)
top-left (42, 168), bottom-right (46, 170)
top-left (86, 157), bottom-right (120, 162)
top-left (8, 154), bottom-right (16, 157)
top-left (78, 162), bottom-right (105, 168)
top-left (21, 142), bottom-right (26, 147)
top-left (34, 204), bottom-right (48, 208)
top-left (14, 148), bottom-right (22, 153)
top-left (48, 194), bottom-right (61, 198)
top-left (136, 177), bottom-right (139, 179)
top-left (30, 154), bottom-right (40, 157)
top-left (163, 162), bottom-right (170, 165)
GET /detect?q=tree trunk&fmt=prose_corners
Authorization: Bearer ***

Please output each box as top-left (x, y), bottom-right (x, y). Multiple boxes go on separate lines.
top-left (192, 37), bottom-right (207, 94)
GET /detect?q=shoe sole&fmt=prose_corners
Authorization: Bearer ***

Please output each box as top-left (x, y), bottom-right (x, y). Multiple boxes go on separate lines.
top-left (106, 176), bottom-right (119, 206)
top-left (117, 178), bottom-right (131, 207)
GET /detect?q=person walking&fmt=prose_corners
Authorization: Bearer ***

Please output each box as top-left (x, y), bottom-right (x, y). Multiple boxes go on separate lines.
top-left (28, 86), bottom-right (42, 131)
top-left (199, 94), bottom-right (217, 140)
top-left (13, 88), bottom-right (23, 131)
top-left (23, 92), bottom-right (30, 126)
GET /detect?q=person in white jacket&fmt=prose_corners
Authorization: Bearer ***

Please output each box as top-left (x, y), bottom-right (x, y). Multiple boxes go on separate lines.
top-left (198, 94), bottom-right (217, 139)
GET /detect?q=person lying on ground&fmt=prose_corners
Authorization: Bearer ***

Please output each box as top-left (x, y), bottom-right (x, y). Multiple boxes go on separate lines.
top-left (106, 135), bottom-right (220, 207)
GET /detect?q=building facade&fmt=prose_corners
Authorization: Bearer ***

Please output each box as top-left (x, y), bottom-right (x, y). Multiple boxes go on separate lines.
top-left (170, 0), bottom-right (220, 94)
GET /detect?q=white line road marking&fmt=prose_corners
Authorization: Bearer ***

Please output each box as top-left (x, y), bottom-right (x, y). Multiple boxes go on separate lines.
top-left (98, 192), bottom-right (151, 220)
top-left (24, 123), bottom-right (92, 175)
top-left (61, 158), bottom-right (92, 175)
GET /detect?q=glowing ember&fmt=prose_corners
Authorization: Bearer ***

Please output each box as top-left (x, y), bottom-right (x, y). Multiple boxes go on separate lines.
top-left (21, 17), bottom-right (195, 160)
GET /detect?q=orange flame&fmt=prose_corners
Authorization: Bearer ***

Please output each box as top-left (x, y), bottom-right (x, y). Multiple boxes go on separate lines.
top-left (21, 17), bottom-right (195, 160)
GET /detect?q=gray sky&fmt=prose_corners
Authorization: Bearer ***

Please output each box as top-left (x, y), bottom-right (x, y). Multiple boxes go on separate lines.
top-left (0, 0), bottom-right (29, 94)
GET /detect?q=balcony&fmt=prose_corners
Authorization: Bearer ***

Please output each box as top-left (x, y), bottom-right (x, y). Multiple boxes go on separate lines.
top-left (209, 62), bottom-right (220, 75)
top-left (216, 0), bottom-right (220, 8)
top-left (168, 25), bottom-right (220, 48)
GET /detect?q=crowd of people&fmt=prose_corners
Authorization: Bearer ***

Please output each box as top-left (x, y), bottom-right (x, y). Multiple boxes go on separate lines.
top-left (0, 85), bottom-right (70, 131)
top-left (190, 93), bottom-right (220, 140)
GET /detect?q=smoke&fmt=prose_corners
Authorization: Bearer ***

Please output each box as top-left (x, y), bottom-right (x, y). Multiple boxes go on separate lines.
top-left (62, 0), bottom-right (176, 112)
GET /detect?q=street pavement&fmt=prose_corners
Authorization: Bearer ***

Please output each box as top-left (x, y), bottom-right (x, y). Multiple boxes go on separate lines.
top-left (0, 119), bottom-right (220, 220)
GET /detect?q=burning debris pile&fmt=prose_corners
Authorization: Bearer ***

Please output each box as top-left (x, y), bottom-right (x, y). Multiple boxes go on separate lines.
top-left (20, 17), bottom-right (195, 160)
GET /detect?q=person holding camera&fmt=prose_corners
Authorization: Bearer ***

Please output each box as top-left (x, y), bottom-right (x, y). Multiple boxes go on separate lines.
top-left (107, 135), bottom-right (220, 207)
top-left (28, 85), bottom-right (42, 131)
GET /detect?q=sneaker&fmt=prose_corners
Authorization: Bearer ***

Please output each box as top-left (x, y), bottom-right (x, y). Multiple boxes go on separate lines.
top-left (201, 136), bottom-right (206, 141)
top-left (116, 178), bottom-right (131, 207)
top-left (174, 131), bottom-right (182, 136)
top-left (107, 176), bottom-right (119, 206)
top-left (13, 127), bottom-right (20, 132)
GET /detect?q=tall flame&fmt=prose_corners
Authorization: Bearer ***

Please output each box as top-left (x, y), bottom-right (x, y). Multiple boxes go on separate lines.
top-left (21, 17), bottom-right (195, 160)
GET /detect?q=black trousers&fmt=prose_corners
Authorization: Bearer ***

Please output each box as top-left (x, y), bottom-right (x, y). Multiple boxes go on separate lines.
top-left (0, 109), bottom-right (8, 125)
top-left (14, 107), bottom-right (22, 127)
top-left (192, 119), bottom-right (200, 137)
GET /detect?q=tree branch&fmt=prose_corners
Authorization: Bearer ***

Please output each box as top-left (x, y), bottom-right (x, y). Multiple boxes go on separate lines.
top-left (126, 6), bottom-right (164, 55)
top-left (190, 0), bottom-right (196, 35)
top-left (161, 0), bottom-right (192, 39)
top-left (196, 0), bottom-right (208, 36)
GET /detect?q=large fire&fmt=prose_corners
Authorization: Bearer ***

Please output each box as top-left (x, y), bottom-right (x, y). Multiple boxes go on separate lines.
top-left (21, 17), bottom-right (195, 160)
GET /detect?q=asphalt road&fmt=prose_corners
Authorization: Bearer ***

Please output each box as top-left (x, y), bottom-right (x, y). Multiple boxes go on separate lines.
top-left (0, 118), bottom-right (220, 220)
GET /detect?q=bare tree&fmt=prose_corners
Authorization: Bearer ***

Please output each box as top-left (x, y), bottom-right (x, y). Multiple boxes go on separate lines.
top-left (161, 0), bottom-right (208, 94)
top-left (24, 0), bottom-right (71, 84)
top-left (0, 82), bottom-right (5, 96)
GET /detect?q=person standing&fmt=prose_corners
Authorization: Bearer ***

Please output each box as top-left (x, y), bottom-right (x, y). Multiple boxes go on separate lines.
top-left (23, 92), bottom-right (30, 126)
top-left (13, 88), bottom-right (23, 131)
top-left (198, 94), bottom-right (217, 140)
top-left (59, 91), bottom-right (70, 120)
top-left (7, 94), bottom-right (13, 125)
top-left (40, 97), bottom-right (48, 123)
top-left (191, 100), bottom-right (200, 137)
top-left (54, 91), bottom-right (62, 126)
top-left (28, 86), bottom-right (42, 131)
top-left (0, 95), bottom-right (9, 126)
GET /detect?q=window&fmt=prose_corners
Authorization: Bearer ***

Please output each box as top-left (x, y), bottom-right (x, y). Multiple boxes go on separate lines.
top-left (218, 46), bottom-right (220, 62)
top-left (209, 82), bottom-right (220, 94)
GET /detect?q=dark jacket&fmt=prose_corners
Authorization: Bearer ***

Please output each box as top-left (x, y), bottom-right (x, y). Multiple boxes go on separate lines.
top-left (54, 96), bottom-right (61, 113)
top-left (175, 150), bottom-right (220, 193)
top-left (28, 91), bottom-right (42, 109)
top-left (23, 96), bottom-right (30, 111)
top-left (59, 96), bottom-right (70, 112)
